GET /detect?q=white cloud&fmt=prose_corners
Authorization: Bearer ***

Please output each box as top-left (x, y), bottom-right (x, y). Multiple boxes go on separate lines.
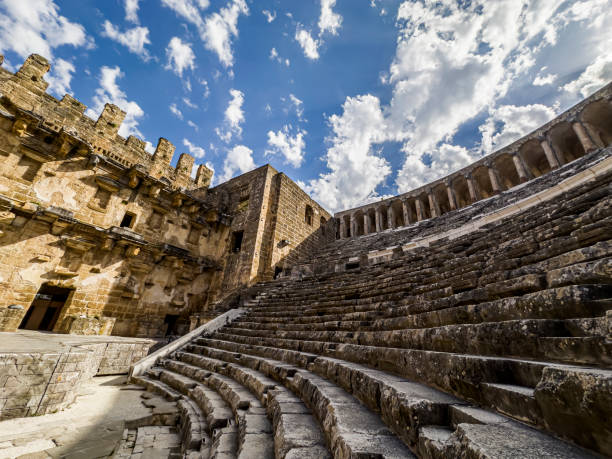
top-left (295, 28), bottom-right (319, 60)
top-left (101, 21), bottom-right (151, 60)
top-left (266, 125), bottom-right (307, 168)
top-left (303, 0), bottom-right (612, 210)
top-left (216, 88), bottom-right (245, 142)
top-left (262, 9), bottom-right (276, 23)
top-left (169, 103), bottom-right (183, 119)
top-left (303, 95), bottom-right (391, 212)
top-left (319, 0), bottom-right (342, 36)
top-left (165, 37), bottom-right (196, 76)
top-left (46, 58), bottom-right (74, 96)
top-left (532, 66), bottom-right (557, 86)
top-left (0, 0), bottom-right (92, 59)
top-left (85, 66), bottom-right (144, 138)
top-left (187, 120), bottom-right (198, 131)
top-left (562, 54), bottom-right (612, 98)
top-left (200, 79), bottom-right (211, 98)
top-left (270, 47), bottom-right (279, 60)
top-left (479, 104), bottom-right (556, 154)
top-left (183, 138), bottom-right (206, 158)
top-left (183, 97), bottom-right (198, 108)
top-left (161, 0), bottom-right (209, 29)
top-left (218, 144), bottom-right (256, 182)
top-left (124, 0), bottom-right (140, 23)
top-left (289, 94), bottom-right (304, 120)
top-left (202, 0), bottom-right (249, 67)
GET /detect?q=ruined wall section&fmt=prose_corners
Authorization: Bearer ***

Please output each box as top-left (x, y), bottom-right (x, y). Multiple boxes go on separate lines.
top-left (262, 173), bottom-right (332, 278)
top-left (0, 54), bottom-right (224, 337)
top-left (0, 54), bottom-right (212, 190)
top-left (207, 166), bottom-right (277, 293)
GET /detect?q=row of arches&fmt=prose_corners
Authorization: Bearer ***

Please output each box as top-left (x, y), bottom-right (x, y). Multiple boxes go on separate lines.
top-left (337, 98), bottom-right (612, 239)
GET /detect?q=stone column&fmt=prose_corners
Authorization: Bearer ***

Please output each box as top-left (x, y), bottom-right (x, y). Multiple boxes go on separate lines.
top-left (387, 205), bottom-right (395, 229)
top-left (350, 213), bottom-right (357, 238)
top-left (401, 199), bottom-right (411, 225)
top-left (487, 164), bottom-right (502, 193)
top-left (572, 120), bottom-right (597, 153)
top-left (512, 154), bottom-right (529, 183)
top-left (375, 207), bottom-right (383, 232)
top-left (540, 137), bottom-right (560, 169)
top-left (466, 174), bottom-right (479, 202)
top-left (415, 199), bottom-right (425, 221)
top-left (428, 190), bottom-right (440, 218)
top-left (446, 182), bottom-right (457, 210)
top-left (339, 218), bottom-right (346, 239)
top-left (364, 213), bottom-right (370, 235)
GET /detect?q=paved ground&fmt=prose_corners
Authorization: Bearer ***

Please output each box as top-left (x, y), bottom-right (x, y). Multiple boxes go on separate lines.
top-left (0, 330), bottom-right (155, 354)
top-left (0, 375), bottom-right (175, 459)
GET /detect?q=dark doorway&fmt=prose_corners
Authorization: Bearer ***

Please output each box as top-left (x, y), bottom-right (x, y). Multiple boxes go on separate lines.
top-left (274, 266), bottom-right (283, 279)
top-left (164, 314), bottom-right (179, 336)
top-left (19, 285), bottom-right (72, 331)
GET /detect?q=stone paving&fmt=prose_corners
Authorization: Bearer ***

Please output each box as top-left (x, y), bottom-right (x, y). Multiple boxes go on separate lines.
top-left (0, 375), bottom-right (177, 459)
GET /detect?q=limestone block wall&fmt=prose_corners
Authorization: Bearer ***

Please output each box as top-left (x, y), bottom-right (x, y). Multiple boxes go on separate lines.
top-left (0, 339), bottom-right (153, 420)
top-left (0, 53), bottom-right (333, 337)
top-left (263, 173), bottom-right (332, 276)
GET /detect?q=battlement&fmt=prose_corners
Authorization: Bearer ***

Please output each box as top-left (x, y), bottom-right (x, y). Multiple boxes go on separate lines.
top-left (0, 54), bottom-right (212, 191)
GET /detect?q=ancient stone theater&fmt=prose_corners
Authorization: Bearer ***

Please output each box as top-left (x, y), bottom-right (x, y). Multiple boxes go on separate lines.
top-left (0, 54), bottom-right (610, 458)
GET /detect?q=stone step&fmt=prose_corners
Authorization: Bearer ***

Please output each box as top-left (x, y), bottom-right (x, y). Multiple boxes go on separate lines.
top-left (184, 343), bottom-right (415, 457)
top-left (417, 425), bottom-right (453, 459)
top-left (480, 383), bottom-right (540, 425)
top-left (222, 317), bottom-right (610, 366)
top-left (161, 360), bottom-right (275, 458)
top-left (235, 284), bottom-right (612, 332)
top-left (194, 334), bottom-right (612, 449)
top-left (175, 351), bottom-right (331, 458)
top-left (132, 374), bottom-right (210, 457)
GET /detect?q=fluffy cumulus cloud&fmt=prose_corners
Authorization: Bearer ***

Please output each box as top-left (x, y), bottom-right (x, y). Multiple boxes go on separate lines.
top-left (202, 0), bottom-right (249, 67)
top-left (562, 54), bottom-right (612, 98)
top-left (102, 21), bottom-right (151, 60)
top-left (45, 58), bottom-right (75, 96)
top-left (303, 95), bottom-right (392, 211)
top-left (218, 144), bottom-right (256, 182)
top-left (480, 104), bottom-right (556, 154)
top-left (124, 0), bottom-right (140, 23)
top-left (319, 0), bottom-right (342, 36)
top-left (183, 138), bottom-right (206, 158)
top-left (295, 28), bottom-right (319, 60)
top-left (216, 88), bottom-right (245, 142)
top-left (266, 125), bottom-right (307, 168)
top-left (305, 0), bottom-right (612, 210)
top-left (165, 37), bottom-right (196, 76)
top-left (0, 0), bottom-right (92, 59)
top-left (85, 66), bottom-right (144, 138)
top-left (161, 0), bottom-right (247, 67)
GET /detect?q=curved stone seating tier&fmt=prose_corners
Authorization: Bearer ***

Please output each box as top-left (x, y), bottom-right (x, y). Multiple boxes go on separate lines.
top-left (133, 147), bottom-right (610, 457)
top-left (307, 148), bottom-right (611, 272)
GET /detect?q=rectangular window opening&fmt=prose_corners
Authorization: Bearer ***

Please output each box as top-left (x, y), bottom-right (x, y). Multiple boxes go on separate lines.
top-left (120, 212), bottom-right (135, 228)
top-left (231, 230), bottom-right (244, 253)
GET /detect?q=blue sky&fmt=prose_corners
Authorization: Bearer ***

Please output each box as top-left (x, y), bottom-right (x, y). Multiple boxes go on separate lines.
top-left (0, 0), bottom-right (611, 213)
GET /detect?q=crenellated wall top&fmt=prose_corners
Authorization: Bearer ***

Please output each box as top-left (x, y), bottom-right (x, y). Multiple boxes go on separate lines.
top-left (0, 54), bottom-right (213, 191)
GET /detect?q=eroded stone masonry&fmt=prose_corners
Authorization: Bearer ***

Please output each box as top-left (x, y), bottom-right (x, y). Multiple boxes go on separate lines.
top-left (0, 54), bottom-right (331, 338)
top-left (0, 53), bottom-right (611, 459)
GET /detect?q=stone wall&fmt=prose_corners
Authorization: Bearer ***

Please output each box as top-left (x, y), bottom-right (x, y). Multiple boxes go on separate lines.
top-left (0, 54), bottom-right (332, 337)
top-left (0, 339), bottom-right (153, 420)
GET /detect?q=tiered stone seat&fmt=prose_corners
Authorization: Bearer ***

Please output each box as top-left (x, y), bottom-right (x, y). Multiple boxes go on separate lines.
top-left (134, 154), bottom-right (611, 457)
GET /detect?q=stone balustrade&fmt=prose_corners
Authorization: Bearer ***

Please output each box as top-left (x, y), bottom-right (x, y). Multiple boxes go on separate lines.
top-left (335, 83), bottom-right (612, 239)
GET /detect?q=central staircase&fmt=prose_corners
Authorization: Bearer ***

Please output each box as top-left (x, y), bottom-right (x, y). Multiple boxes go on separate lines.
top-left (132, 152), bottom-right (611, 458)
